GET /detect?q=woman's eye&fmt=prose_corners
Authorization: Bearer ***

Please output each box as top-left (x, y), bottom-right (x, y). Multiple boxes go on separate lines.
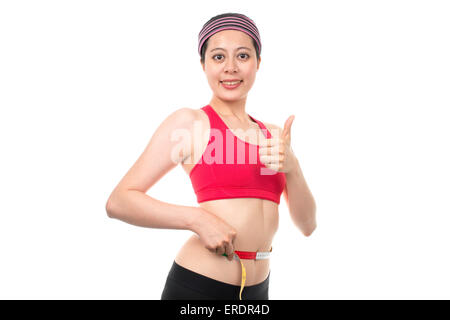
top-left (213, 53), bottom-right (249, 61)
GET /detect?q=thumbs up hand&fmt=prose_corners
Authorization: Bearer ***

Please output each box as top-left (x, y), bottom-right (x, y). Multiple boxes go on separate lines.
top-left (259, 115), bottom-right (297, 173)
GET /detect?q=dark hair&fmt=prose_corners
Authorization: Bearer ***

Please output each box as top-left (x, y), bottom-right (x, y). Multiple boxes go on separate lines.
top-left (200, 12), bottom-right (261, 65)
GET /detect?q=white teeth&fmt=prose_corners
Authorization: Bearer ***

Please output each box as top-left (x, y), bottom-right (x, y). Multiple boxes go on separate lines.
top-left (222, 81), bottom-right (241, 85)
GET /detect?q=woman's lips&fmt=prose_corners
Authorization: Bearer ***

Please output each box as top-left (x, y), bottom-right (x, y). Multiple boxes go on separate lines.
top-left (220, 80), bottom-right (243, 90)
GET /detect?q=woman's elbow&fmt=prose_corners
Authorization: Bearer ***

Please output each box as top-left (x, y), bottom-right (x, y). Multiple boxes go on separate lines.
top-left (302, 208), bottom-right (317, 237)
top-left (105, 196), bottom-right (115, 218)
top-left (106, 192), bottom-right (121, 218)
top-left (303, 221), bottom-right (317, 237)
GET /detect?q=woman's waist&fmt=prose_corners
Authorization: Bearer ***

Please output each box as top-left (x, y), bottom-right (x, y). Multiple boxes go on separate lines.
top-left (181, 233), bottom-right (273, 258)
top-left (174, 234), bottom-right (271, 286)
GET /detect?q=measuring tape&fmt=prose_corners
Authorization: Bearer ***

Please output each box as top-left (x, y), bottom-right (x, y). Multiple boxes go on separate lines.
top-left (222, 246), bottom-right (272, 300)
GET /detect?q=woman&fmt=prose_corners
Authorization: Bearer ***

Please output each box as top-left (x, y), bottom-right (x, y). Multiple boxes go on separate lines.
top-left (105, 12), bottom-right (317, 300)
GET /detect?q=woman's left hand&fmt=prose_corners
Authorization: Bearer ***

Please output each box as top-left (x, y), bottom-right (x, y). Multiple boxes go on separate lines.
top-left (259, 115), bottom-right (297, 173)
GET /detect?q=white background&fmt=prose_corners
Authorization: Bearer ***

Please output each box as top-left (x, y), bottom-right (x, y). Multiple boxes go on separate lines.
top-left (1, 0), bottom-right (449, 299)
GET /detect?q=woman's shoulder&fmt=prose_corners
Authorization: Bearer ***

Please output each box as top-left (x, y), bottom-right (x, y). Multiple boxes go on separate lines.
top-left (175, 106), bottom-right (209, 121)
top-left (170, 106), bottom-right (199, 120)
top-left (162, 107), bottom-right (201, 130)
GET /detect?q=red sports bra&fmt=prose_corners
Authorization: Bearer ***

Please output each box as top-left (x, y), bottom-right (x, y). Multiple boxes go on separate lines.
top-left (189, 104), bottom-right (286, 204)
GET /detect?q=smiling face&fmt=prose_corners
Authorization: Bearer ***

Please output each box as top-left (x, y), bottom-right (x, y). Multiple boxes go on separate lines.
top-left (201, 30), bottom-right (261, 102)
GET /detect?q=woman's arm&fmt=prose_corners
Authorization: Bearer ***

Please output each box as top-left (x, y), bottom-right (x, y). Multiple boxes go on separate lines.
top-left (106, 107), bottom-right (238, 259)
top-left (283, 156), bottom-right (317, 236)
top-left (105, 107), bottom-right (202, 232)
top-left (106, 189), bottom-right (201, 231)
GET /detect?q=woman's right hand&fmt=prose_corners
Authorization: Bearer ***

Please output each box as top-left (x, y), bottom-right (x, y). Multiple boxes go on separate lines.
top-left (191, 208), bottom-right (237, 261)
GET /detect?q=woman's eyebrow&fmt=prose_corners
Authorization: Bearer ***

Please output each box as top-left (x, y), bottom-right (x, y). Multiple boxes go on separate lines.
top-left (210, 46), bottom-right (251, 52)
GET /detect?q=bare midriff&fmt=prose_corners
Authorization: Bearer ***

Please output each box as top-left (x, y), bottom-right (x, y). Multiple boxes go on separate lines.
top-left (174, 197), bottom-right (278, 286)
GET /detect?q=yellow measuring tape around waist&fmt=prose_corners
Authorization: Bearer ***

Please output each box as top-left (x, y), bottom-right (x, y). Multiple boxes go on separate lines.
top-left (223, 246), bottom-right (272, 300)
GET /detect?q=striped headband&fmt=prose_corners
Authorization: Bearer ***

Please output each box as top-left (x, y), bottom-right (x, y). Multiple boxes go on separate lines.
top-left (198, 13), bottom-right (261, 57)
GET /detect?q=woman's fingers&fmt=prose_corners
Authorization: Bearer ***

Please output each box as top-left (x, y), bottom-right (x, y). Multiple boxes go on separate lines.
top-left (225, 242), bottom-right (234, 261)
top-left (259, 139), bottom-right (284, 156)
top-left (215, 246), bottom-right (225, 256)
top-left (260, 154), bottom-right (284, 164)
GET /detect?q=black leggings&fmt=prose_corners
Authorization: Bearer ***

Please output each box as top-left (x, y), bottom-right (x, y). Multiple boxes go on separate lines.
top-left (161, 260), bottom-right (270, 300)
